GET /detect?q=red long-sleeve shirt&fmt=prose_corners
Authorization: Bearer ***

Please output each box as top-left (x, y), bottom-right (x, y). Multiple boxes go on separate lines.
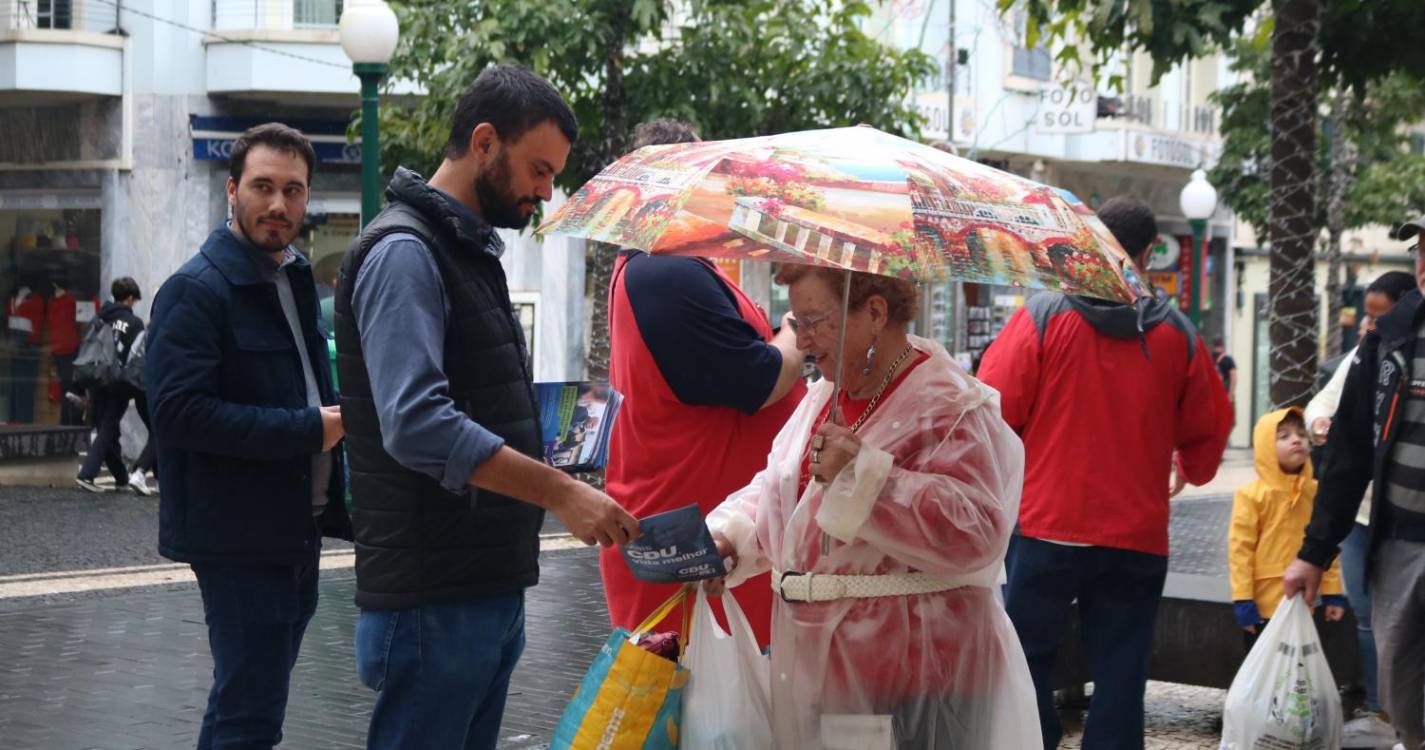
top-left (977, 293), bottom-right (1232, 556)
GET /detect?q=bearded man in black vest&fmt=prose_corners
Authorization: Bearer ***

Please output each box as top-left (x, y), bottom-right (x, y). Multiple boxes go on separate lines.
top-left (335, 65), bottom-right (640, 749)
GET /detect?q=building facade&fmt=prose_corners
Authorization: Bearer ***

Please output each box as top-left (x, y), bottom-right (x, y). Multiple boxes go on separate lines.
top-left (843, 1), bottom-right (1237, 375)
top-left (0, 0), bottom-right (588, 460)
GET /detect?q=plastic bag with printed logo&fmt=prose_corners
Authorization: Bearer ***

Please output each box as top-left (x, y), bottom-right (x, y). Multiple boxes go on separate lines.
top-left (1220, 594), bottom-right (1343, 750)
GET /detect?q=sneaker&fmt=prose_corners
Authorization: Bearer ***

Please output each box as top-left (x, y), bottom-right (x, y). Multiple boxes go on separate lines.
top-left (75, 477), bottom-right (105, 494)
top-left (1342, 711), bottom-right (1398, 748)
top-left (129, 472), bottom-right (153, 497)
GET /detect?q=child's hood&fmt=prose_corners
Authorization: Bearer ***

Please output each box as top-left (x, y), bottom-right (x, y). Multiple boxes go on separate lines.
top-left (1252, 406), bottom-right (1313, 495)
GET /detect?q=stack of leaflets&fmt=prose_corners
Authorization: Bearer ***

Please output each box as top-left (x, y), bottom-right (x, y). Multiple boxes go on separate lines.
top-left (536, 382), bottom-right (624, 473)
top-left (620, 505), bottom-right (727, 583)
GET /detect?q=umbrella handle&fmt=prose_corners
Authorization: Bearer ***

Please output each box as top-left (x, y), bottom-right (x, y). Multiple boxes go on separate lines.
top-left (828, 268), bottom-right (852, 426)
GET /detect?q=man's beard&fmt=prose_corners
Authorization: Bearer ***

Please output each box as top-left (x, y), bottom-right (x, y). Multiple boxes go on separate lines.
top-left (475, 152), bottom-right (536, 230)
top-left (234, 199), bottom-right (299, 252)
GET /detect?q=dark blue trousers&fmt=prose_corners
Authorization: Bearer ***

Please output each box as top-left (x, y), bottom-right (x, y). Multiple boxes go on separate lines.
top-left (192, 549), bottom-right (320, 750)
top-left (1003, 535), bottom-right (1168, 750)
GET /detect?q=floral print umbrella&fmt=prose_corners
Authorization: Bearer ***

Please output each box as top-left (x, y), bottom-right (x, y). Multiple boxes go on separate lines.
top-left (538, 126), bottom-right (1150, 304)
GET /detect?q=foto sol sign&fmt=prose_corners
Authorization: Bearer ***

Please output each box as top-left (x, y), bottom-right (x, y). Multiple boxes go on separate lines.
top-left (1036, 85), bottom-right (1096, 135)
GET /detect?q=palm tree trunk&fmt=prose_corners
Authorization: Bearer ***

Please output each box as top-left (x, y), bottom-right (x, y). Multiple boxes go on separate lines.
top-left (1268, 0), bottom-right (1321, 408)
top-left (1324, 89), bottom-right (1356, 360)
top-left (582, 4), bottom-right (632, 381)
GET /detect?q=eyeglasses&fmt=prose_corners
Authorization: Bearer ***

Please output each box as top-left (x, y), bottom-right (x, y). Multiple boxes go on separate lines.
top-left (787, 312), bottom-right (835, 336)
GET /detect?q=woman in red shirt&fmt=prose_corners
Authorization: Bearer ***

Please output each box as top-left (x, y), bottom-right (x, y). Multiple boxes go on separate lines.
top-left (707, 266), bottom-right (1038, 749)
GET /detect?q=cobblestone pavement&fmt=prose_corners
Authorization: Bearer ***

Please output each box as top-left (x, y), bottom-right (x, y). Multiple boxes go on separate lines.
top-left (0, 486), bottom-right (1239, 748)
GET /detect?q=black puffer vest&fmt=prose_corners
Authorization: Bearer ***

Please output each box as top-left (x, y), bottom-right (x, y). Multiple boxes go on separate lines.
top-left (335, 167), bottom-right (545, 610)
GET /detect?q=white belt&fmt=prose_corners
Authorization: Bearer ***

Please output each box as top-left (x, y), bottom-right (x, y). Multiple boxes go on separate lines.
top-left (8, 318), bottom-right (33, 334)
top-left (771, 566), bottom-right (997, 603)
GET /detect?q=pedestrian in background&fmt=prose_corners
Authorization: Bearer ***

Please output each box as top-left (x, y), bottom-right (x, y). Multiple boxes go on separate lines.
top-left (74, 276), bottom-right (146, 495)
top-left (1213, 338), bottom-right (1236, 393)
top-left (1300, 269), bottom-right (1415, 744)
top-left (602, 117), bottom-right (805, 647)
top-left (1286, 213), bottom-right (1425, 749)
top-left (147, 122), bottom-right (349, 750)
top-left (977, 195), bottom-right (1232, 750)
top-left (337, 65), bottom-right (639, 749)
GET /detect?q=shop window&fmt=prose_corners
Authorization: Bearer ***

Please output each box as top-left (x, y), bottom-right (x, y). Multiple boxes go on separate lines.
top-left (294, 0), bottom-right (342, 28)
top-left (31, 0), bottom-right (73, 29)
top-left (1007, 5), bottom-right (1052, 83)
top-left (510, 292), bottom-right (539, 374)
top-left (1012, 47), bottom-right (1052, 81)
top-left (2, 208), bottom-right (102, 428)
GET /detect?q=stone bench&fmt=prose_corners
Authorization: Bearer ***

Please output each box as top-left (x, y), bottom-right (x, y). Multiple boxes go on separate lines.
top-left (1052, 572), bottom-right (1362, 692)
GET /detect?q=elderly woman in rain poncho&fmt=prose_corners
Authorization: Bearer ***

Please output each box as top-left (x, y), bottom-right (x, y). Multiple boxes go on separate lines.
top-left (705, 265), bottom-right (1039, 749)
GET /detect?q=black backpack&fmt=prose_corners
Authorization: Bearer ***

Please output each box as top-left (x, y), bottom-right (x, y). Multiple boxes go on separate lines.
top-left (118, 329), bottom-right (146, 393)
top-left (73, 318), bottom-right (121, 389)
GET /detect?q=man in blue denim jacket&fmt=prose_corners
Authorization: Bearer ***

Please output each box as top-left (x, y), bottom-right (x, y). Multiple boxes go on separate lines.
top-left (146, 122), bottom-right (350, 750)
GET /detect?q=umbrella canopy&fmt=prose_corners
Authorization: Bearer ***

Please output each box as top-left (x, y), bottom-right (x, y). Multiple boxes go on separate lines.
top-left (538, 126), bottom-right (1150, 304)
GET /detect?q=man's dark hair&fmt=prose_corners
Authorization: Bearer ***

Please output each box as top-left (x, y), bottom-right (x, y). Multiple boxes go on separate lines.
top-left (631, 118), bottom-right (701, 151)
top-left (1096, 196), bottom-right (1159, 258)
top-left (444, 65), bottom-right (578, 160)
top-left (1367, 270), bottom-right (1417, 303)
top-left (229, 122), bottom-right (316, 185)
top-left (111, 276), bottom-right (141, 302)
top-left (1212, 337), bottom-right (1225, 349)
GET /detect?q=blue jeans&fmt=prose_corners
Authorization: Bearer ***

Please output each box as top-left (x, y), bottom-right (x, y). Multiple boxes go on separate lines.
top-left (1003, 535), bottom-right (1169, 750)
top-left (1341, 522), bottom-right (1381, 711)
top-left (356, 592), bottom-right (526, 750)
top-left (192, 551), bottom-right (320, 750)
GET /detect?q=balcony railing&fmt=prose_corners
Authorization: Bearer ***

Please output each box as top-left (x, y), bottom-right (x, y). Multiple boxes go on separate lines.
top-left (212, 0), bottom-right (342, 31)
top-left (3, 0), bottom-right (121, 34)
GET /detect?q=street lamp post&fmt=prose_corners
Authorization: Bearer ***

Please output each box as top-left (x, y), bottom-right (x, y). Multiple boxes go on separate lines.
top-left (1179, 169), bottom-right (1219, 329)
top-left (339, 0), bottom-right (400, 228)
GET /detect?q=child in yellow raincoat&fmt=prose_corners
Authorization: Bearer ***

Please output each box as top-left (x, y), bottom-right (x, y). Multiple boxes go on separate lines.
top-left (1229, 407), bottom-right (1348, 639)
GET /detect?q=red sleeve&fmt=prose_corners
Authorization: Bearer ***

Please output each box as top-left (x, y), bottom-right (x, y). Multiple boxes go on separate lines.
top-left (975, 307), bottom-right (1041, 433)
top-left (1175, 334), bottom-right (1232, 485)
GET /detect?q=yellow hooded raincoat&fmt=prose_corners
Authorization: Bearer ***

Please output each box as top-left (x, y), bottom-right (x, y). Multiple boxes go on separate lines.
top-left (1228, 407), bottom-right (1343, 617)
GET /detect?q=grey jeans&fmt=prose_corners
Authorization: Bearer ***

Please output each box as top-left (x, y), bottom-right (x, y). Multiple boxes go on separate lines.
top-left (1373, 538), bottom-right (1425, 749)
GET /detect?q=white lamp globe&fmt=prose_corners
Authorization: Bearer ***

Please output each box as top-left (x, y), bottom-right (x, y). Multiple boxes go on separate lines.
top-left (340, 0), bottom-right (400, 66)
top-left (1179, 169), bottom-right (1218, 221)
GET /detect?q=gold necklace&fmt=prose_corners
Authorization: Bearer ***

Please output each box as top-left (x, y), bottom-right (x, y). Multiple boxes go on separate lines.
top-left (847, 343), bottom-right (915, 433)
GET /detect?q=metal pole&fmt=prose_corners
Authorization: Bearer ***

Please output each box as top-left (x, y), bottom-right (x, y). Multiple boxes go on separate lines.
top-left (945, 0), bottom-right (955, 144)
top-left (946, 0), bottom-right (968, 357)
top-left (1189, 217), bottom-right (1206, 328)
top-left (830, 268), bottom-right (853, 424)
top-left (355, 62), bottom-right (387, 228)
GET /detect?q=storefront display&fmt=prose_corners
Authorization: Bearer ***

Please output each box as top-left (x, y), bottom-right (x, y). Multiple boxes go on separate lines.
top-left (0, 208), bottom-right (102, 427)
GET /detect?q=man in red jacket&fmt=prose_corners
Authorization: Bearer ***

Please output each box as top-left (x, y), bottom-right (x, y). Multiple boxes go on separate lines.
top-left (978, 196), bottom-right (1231, 750)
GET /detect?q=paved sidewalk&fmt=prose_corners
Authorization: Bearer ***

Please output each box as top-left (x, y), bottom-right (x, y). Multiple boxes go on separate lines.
top-left (0, 548), bottom-right (607, 750)
top-left (0, 498), bottom-right (1245, 750)
top-left (1178, 447), bottom-right (1254, 500)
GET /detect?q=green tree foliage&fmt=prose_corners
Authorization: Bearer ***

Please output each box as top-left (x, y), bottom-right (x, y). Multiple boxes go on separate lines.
top-left (1210, 35), bottom-right (1425, 242)
top-left (375, 0), bottom-right (935, 191)
top-left (370, 0), bottom-right (934, 377)
top-left (1006, 0), bottom-right (1425, 91)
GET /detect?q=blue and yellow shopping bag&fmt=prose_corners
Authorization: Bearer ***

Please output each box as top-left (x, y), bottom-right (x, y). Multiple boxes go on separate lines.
top-left (550, 587), bottom-right (693, 750)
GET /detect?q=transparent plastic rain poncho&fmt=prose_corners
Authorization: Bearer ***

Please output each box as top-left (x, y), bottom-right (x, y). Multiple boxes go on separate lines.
top-left (708, 336), bottom-right (1040, 749)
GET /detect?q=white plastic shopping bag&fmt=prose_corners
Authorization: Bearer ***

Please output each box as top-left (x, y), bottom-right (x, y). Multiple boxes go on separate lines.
top-left (679, 588), bottom-right (773, 750)
top-left (1220, 594), bottom-right (1343, 750)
